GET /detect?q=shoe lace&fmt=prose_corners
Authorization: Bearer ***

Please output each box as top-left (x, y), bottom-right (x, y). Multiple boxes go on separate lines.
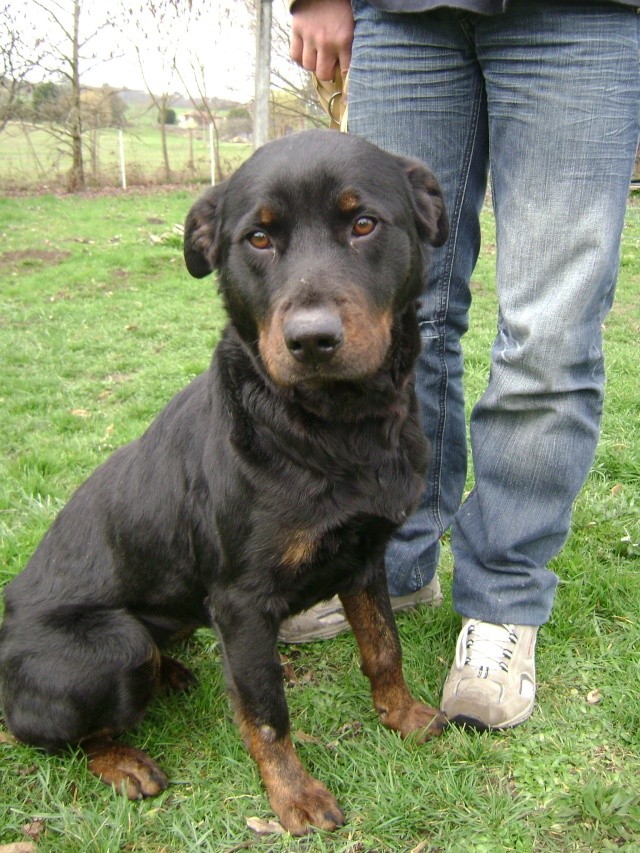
top-left (455, 620), bottom-right (519, 679)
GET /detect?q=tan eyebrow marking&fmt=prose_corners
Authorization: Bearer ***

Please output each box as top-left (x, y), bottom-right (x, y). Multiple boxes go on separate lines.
top-left (258, 206), bottom-right (276, 226)
top-left (338, 190), bottom-right (360, 213)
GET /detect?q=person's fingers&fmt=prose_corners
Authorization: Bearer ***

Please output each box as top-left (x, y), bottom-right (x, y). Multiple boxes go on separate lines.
top-left (338, 43), bottom-right (351, 75)
top-left (289, 0), bottom-right (354, 78)
top-left (300, 42), bottom-right (320, 74)
top-left (290, 32), bottom-right (304, 66)
top-left (315, 49), bottom-right (339, 81)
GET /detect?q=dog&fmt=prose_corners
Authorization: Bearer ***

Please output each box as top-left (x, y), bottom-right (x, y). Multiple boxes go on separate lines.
top-left (0, 130), bottom-right (448, 835)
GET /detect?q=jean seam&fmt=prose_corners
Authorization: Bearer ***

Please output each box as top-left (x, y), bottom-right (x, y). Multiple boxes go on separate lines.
top-left (427, 74), bottom-right (485, 538)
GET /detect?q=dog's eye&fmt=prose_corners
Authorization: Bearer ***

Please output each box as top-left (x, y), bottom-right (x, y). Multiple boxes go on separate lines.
top-left (248, 230), bottom-right (272, 250)
top-left (352, 216), bottom-right (377, 238)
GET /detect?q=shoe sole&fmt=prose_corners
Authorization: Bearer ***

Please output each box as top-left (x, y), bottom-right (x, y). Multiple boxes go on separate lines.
top-left (446, 703), bottom-right (534, 731)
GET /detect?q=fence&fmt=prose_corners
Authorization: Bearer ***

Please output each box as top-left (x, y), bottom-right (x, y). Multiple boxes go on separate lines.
top-left (0, 121), bottom-right (251, 191)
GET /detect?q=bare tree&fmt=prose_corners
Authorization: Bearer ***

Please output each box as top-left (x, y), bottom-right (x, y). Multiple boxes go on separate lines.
top-left (136, 56), bottom-right (177, 183)
top-left (29, 0), bottom-right (116, 191)
top-left (119, 0), bottom-right (201, 183)
top-left (168, 1), bottom-right (248, 181)
top-left (173, 57), bottom-right (224, 182)
top-left (0, 2), bottom-right (46, 132)
top-left (237, 0), bottom-right (326, 132)
top-left (268, 2), bottom-right (327, 129)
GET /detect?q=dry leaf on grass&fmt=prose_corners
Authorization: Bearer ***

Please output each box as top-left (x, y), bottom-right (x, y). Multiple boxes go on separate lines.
top-left (22, 821), bottom-right (45, 841)
top-left (328, 720), bottom-right (363, 748)
top-left (0, 844), bottom-right (37, 853)
top-left (293, 729), bottom-right (324, 746)
top-left (245, 816), bottom-right (285, 835)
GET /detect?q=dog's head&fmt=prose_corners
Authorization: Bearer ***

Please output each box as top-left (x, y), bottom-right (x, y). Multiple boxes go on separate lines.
top-left (184, 130), bottom-right (447, 388)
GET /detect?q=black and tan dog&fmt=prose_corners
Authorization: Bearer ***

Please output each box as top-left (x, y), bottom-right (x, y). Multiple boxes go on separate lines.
top-left (0, 130), bottom-right (448, 835)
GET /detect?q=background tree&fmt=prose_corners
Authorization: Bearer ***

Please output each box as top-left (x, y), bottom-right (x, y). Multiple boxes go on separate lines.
top-left (168, 1), bottom-right (244, 181)
top-left (119, 0), bottom-right (197, 182)
top-left (158, 107), bottom-right (177, 126)
top-left (82, 85), bottom-right (128, 180)
top-left (239, 0), bottom-right (327, 133)
top-left (0, 1), bottom-right (45, 132)
top-left (29, 0), bottom-right (117, 191)
top-left (268, 3), bottom-right (327, 129)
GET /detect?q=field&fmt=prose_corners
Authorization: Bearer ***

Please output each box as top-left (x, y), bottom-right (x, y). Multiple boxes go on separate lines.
top-left (0, 186), bottom-right (639, 852)
top-left (0, 120), bottom-right (252, 190)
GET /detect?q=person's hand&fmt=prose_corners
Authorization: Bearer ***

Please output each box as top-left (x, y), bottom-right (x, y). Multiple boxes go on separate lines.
top-left (290, 0), bottom-right (354, 81)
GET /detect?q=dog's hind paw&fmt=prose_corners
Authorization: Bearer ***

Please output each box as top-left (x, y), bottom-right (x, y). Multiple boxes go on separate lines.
top-left (159, 655), bottom-right (197, 693)
top-left (84, 738), bottom-right (168, 799)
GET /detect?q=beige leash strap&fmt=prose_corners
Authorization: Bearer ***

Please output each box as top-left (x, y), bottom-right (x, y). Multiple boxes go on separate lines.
top-left (312, 69), bottom-right (349, 132)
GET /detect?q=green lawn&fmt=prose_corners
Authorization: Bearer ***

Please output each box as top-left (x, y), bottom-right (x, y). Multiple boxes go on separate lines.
top-left (0, 188), bottom-right (638, 852)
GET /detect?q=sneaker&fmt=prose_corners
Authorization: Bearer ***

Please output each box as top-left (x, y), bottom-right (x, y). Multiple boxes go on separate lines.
top-left (278, 576), bottom-right (443, 644)
top-left (441, 619), bottom-right (538, 730)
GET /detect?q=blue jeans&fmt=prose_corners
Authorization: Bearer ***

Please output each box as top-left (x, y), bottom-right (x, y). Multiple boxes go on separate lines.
top-left (348, 0), bottom-right (640, 624)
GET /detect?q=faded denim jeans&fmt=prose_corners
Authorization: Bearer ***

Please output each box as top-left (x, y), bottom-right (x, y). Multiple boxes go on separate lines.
top-left (348, 0), bottom-right (640, 624)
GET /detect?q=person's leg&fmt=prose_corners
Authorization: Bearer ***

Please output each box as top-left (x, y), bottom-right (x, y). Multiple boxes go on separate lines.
top-left (452, 0), bottom-right (640, 625)
top-left (349, 3), bottom-right (489, 596)
top-left (443, 0), bottom-right (639, 727)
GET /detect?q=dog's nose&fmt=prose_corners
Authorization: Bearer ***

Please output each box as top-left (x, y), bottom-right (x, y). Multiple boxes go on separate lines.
top-left (283, 308), bottom-right (344, 365)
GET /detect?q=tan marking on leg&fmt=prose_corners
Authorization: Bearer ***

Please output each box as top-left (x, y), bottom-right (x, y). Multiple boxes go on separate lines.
top-left (238, 713), bottom-right (345, 835)
top-left (340, 589), bottom-right (447, 742)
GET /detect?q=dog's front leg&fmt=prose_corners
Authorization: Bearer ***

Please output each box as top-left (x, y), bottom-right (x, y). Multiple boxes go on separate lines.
top-left (211, 600), bottom-right (345, 835)
top-left (339, 569), bottom-right (447, 742)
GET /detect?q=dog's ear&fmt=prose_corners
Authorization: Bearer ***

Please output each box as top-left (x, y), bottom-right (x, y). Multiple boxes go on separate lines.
top-left (184, 183), bottom-right (227, 278)
top-left (401, 158), bottom-right (449, 248)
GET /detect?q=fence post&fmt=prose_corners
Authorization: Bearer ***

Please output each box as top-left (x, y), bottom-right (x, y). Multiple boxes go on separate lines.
top-left (254, 0), bottom-right (272, 149)
top-left (209, 123), bottom-right (215, 186)
top-left (119, 129), bottom-right (127, 190)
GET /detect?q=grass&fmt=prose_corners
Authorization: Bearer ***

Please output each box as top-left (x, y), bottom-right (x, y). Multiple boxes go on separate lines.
top-left (0, 187), bottom-right (639, 852)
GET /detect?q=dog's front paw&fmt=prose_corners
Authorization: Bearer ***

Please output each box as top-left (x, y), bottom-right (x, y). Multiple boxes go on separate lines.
top-left (267, 772), bottom-right (345, 836)
top-left (84, 738), bottom-right (168, 799)
top-left (381, 701), bottom-right (448, 742)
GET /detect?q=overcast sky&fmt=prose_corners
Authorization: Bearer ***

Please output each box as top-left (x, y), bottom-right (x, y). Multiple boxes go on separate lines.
top-left (19, 0), bottom-right (293, 103)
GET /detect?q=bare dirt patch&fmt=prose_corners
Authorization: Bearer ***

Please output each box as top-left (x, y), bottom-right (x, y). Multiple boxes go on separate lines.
top-left (0, 249), bottom-right (72, 270)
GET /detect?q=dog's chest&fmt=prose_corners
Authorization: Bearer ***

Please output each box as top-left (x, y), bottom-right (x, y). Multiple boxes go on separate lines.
top-left (253, 431), bottom-right (423, 573)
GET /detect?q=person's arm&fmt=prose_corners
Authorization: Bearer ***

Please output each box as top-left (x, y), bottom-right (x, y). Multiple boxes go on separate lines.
top-left (290, 0), bottom-right (355, 81)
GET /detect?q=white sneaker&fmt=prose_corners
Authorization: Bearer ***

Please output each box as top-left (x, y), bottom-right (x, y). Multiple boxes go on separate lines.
top-left (441, 619), bottom-right (538, 730)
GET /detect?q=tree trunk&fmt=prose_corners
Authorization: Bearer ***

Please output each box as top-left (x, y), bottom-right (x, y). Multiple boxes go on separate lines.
top-left (66, 0), bottom-right (85, 192)
top-left (210, 117), bottom-right (222, 183)
top-left (159, 93), bottom-right (172, 182)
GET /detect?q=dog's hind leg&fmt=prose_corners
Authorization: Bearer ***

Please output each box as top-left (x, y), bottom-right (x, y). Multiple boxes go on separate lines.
top-left (82, 736), bottom-right (168, 799)
top-left (0, 606), bottom-right (171, 799)
top-left (158, 653), bottom-right (197, 694)
top-left (340, 568), bottom-right (448, 742)
top-left (81, 646), bottom-right (197, 799)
